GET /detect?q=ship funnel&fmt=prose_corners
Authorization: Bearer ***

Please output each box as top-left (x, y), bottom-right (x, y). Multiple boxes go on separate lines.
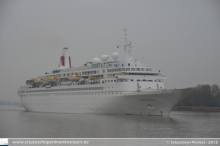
top-left (58, 47), bottom-right (71, 68)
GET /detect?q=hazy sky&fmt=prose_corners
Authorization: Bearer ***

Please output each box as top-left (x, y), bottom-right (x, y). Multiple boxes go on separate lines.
top-left (0, 0), bottom-right (220, 101)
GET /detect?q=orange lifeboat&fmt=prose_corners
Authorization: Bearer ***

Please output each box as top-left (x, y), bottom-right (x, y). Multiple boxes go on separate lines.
top-left (34, 78), bottom-right (44, 83)
top-left (46, 77), bottom-right (58, 83)
top-left (68, 74), bottom-right (80, 81)
top-left (90, 77), bottom-right (95, 80)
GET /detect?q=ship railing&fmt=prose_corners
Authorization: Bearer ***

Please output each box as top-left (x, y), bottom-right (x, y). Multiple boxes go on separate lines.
top-left (58, 63), bottom-right (150, 73)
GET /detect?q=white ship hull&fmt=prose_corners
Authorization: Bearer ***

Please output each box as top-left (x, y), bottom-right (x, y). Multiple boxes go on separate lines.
top-left (18, 30), bottom-right (193, 116)
top-left (19, 88), bottom-right (192, 116)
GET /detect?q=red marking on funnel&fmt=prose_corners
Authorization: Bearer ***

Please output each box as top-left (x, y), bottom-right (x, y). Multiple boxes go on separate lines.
top-left (69, 56), bottom-right (71, 68)
top-left (60, 56), bottom-right (65, 66)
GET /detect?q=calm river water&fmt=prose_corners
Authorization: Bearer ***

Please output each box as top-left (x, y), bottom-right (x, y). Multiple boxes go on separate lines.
top-left (0, 106), bottom-right (219, 138)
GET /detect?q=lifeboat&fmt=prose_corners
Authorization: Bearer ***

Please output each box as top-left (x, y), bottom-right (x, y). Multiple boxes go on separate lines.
top-left (34, 78), bottom-right (44, 83)
top-left (46, 77), bottom-right (58, 83)
top-left (90, 77), bottom-right (95, 80)
top-left (26, 79), bottom-right (34, 85)
top-left (68, 74), bottom-right (80, 81)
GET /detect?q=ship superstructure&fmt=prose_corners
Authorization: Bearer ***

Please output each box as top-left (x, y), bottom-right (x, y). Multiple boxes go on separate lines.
top-left (18, 29), bottom-right (192, 115)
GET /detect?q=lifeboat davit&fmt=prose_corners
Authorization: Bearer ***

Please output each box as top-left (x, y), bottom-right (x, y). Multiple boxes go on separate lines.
top-left (46, 77), bottom-right (58, 83)
top-left (34, 78), bottom-right (44, 83)
top-left (68, 74), bottom-right (80, 81)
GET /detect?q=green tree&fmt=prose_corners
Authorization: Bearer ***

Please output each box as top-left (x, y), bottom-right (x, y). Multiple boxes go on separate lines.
top-left (177, 84), bottom-right (218, 107)
top-left (211, 84), bottom-right (220, 96)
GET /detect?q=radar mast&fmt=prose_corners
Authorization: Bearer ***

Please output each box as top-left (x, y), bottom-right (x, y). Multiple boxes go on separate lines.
top-left (119, 28), bottom-right (134, 61)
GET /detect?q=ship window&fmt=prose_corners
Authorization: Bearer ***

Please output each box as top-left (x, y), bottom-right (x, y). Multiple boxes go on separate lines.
top-left (146, 68), bottom-right (149, 71)
top-left (137, 79), bottom-right (140, 82)
top-left (131, 79), bottom-right (134, 81)
top-left (103, 70), bottom-right (105, 73)
top-left (126, 68), bottom-right (130, 71)
top-left (122, 68), bottom-right (125, 71)
top-left (141, 68), bottom-right (144, 71)
top-left (131, 68), bottom-right (135, 71)
top-left (136, 68), bottom-right (140, 71)
top-left (143, 79), bottom-right (146, 81)
top-left (128, 63), bottom-right (130, 66)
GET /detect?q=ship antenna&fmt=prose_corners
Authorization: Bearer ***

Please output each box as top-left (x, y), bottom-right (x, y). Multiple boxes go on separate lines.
top-left (122, 28), bottom-right (128, 44)
top-left (119, 28), bottom-right (134, 61)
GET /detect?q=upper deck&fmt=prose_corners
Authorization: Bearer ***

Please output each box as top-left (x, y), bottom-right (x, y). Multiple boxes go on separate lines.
top-left (20, 28), bottom-right (166, 92)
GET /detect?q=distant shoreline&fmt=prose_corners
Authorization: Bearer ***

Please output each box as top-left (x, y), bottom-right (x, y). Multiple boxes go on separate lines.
top-left (0, 105), bottom-right (25, 111)
top-left (172, 106), bottom-right (220, 112)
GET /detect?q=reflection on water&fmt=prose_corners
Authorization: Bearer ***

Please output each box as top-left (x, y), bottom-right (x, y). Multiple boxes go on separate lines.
top-left (0, 107), bottom-right (219, 138)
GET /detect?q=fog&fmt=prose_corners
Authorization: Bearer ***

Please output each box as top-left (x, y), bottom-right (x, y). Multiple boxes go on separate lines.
top-left (0, 0), bottom-right (220, 101)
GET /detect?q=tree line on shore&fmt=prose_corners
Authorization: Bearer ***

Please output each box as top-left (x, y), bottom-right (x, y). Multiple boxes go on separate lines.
top-left (177, 84), bottom-right (220, 107)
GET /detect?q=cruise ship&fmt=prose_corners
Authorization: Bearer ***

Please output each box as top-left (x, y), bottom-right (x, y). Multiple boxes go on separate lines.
top-left (17, 29), bottom-right (193, 115)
